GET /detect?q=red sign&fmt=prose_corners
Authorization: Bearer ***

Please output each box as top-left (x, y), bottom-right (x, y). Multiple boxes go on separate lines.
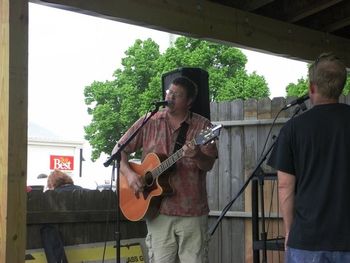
top-left (50, 155), bottom-right (74, 170)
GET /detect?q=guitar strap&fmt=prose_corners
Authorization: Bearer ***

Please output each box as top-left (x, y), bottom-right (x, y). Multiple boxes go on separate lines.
top-left (173, 121), bottom-right (189, 153)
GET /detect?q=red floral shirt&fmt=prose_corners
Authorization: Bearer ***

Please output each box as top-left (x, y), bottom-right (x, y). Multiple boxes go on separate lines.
top-left (119, 110), bottom-right (218, 216)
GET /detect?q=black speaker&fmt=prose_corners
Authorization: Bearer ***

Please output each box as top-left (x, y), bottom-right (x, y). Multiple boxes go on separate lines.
top-left (161, 67), bottom-right (210, 120)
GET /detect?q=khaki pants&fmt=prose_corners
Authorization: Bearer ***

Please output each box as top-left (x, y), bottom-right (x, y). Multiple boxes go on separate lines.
top-left (146, 215), bottom-right (208, 263)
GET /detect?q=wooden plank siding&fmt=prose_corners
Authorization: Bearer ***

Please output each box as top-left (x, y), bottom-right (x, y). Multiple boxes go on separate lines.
top-left (207, 94), bottom-right (350, 263)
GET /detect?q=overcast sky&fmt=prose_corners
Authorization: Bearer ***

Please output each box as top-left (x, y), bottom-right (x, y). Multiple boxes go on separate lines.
top-left (28, 3), bottom-right (308, 181)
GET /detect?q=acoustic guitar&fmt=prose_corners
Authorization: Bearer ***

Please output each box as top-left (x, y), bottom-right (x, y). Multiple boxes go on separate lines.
top-left (119, 124), bottom-right (222, 221)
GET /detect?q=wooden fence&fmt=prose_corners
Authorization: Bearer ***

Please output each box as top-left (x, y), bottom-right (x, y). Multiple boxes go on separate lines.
top-left (27, 190), bottom-right (147, 249)
top-left (207, 94), bottom-right (350, 263)
top-left (26, 94), bottom-right (350, 263)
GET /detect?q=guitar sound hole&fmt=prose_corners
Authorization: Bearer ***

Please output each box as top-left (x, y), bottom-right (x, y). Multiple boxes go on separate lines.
top-left (144, 172), bottom-right (154, 187)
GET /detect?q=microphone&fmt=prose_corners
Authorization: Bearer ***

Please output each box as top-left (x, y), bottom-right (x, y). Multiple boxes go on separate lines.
top-left (283, 94), bottom-right (309, 110)
top-left (152, 100), bottom-right (169, 107)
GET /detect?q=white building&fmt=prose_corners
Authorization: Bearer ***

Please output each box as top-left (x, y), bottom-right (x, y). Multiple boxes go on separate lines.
top-left (27, 122), bottom-right (84, 188)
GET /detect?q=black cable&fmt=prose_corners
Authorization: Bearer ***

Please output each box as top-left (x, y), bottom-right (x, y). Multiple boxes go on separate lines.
top-left (101, 164), bottom-right (116, 263)
top-left (214, 104), bottom-right (285, 236)
top-left (259, 107), bottom-right (284, 160)
top-left (208, 100), bottom-right (309, 262)
top-left (263, 103), bottom-right (307, 261)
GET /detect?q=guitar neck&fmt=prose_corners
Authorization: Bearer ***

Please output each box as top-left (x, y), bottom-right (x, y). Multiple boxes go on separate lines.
top-left (152, 138), bottom-right (196, 177)
top-left (149, 124), bottom-right (222, 179)
top-left (152, 148), bottom-right (183, 178)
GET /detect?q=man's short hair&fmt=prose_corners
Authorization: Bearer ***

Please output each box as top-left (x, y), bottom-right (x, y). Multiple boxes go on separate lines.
top-left (309, 53), bottom-right (347, 99)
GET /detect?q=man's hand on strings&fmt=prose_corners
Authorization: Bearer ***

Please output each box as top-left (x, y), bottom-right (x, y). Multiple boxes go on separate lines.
top-left (126, 172), bottom-right (144, 198)
top-left (183, 142), bottom-right (200, 159)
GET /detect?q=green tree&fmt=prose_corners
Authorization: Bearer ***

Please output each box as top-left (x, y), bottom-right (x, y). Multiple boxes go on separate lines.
top-left (286, 77), bottom-right (309, 97)
top-left (84, 39), bottom-right (161, 159)
top-left (216, 69), bottom-right (269, 101)
top-left (287, 74), bottom-right (350, 97)
top-left (158, 37), bottom-right (269, 100)
top-left (84, 37), bottom-right (270, 160)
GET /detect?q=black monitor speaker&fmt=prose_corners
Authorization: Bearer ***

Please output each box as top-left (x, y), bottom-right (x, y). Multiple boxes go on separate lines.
top-left (161, 67), bottom-right (210, 120)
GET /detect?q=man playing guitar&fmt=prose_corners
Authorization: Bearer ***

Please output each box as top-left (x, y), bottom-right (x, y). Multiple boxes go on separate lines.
top-left (113, 76), bottom-right (218, 263)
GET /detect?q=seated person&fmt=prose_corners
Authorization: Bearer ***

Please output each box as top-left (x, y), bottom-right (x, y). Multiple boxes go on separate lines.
top-left (47, 169), bottom-right (84, 192)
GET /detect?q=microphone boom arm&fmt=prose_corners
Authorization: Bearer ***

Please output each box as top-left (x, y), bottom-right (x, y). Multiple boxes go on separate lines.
top-left (104, 106), bottom-right (160, 167)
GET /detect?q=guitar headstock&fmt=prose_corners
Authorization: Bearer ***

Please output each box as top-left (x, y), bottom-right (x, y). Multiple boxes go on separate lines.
top-left (194, 124), bottom-right (222, 146)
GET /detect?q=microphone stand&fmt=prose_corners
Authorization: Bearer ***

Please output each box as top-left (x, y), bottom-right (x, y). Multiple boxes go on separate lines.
top-left (103, 105), bottom-right (162, 263)
top-left (208, 137), bottom-right (277, 237)
top-left (208, 103), bottom-right (306, 263)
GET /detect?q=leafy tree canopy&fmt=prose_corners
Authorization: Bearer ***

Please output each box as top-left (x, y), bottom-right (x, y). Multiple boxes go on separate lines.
top-left (286, 70), bottom-right (350, 97)
top-left (286, 77), bottom-right (309, 97)
top-left (84, 37), bottom-right (270, 161)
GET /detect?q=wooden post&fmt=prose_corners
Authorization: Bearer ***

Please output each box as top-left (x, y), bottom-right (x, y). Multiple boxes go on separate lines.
top-left (0, 0), bottom-right (28, 262)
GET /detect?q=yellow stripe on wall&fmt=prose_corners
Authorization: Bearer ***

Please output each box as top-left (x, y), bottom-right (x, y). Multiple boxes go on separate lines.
top-left (25, 241), bottom-right (145, 263)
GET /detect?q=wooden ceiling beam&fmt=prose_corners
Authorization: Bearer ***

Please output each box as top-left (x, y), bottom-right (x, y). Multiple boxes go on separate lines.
top-left (324, 17), bottom-right (350, 32)
top-left (29, 0), bottom-right (350, 68)
top-left (247, 0), bottom-right (275, 11)
top-left (232, 0), bottom-right (275, 11)
top-left (287, 0), bottom-right (343, 23)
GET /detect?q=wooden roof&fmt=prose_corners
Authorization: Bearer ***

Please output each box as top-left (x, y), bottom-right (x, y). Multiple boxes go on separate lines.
top-left (212, 0), bottom-right (350, 40)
